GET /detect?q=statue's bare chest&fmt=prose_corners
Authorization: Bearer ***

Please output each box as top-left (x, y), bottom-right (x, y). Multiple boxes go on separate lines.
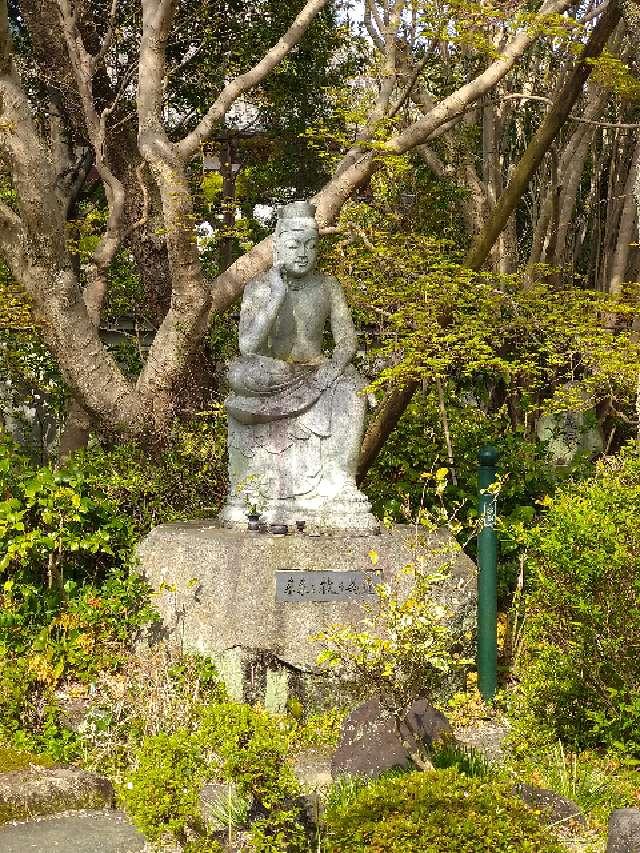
top-left (271, 278), bottom-right (330, 358)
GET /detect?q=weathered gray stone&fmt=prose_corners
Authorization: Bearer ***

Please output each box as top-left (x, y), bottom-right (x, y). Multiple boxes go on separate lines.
top-left (515, 783), bottom-right (586, 830)
top-left (137, 524), bottom-right (476, 706)
top-left (291, 751), bottom-right (333, 828)
top-left (536, 382), bottom-right (603, 466)
top-left (218, 200), bottom-right (377, 532)
top-left (453, 719), bottom-right (509, 764)
top-left (331, 697), bottom-right (453, 779)
top-left (607, 808), bottom-right (640, 853)
top-left (0, 767), bottom-right (113, 825)
top-left (0, 810), bottom-right (145, 853)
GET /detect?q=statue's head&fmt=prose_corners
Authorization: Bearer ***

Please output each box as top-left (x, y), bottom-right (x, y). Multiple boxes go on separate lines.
top-left (274, 201), bottom-right (319, 278)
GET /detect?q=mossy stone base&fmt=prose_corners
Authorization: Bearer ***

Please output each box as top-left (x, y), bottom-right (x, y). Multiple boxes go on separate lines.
top-left (137, 523), bottom-right (476, 710)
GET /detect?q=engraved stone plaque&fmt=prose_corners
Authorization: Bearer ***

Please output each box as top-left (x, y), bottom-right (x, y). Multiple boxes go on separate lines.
top-left (275, 570), bottom-right (379, 602)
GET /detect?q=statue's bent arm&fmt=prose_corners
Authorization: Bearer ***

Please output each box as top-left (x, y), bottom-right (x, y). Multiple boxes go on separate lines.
top-left (238, 273), bottom-right (284, 355)
top-left (328, 277), bottom-right (358, 370)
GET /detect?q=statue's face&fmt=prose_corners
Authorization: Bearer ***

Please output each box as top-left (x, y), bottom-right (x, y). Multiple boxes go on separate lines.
top-left (277, 223), bottom-right (318, 278)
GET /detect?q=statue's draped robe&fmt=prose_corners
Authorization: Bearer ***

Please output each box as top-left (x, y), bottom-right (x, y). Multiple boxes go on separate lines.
top-left (227, 354), bottom-right (362, 499)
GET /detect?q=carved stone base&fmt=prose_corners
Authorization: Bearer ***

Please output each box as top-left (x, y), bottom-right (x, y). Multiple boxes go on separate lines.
top-left (218, 489), bottom-right (380, 534)
top-left (137, 523), bottom-right (477, 711)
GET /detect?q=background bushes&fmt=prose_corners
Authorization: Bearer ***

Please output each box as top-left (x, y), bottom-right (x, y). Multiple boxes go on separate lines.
top-left (121, 702), bottom-right (307, 853)
top-left (517, 445), bottom-right (640, 757)
top-left (321, 768), bottom-right (565, 852)
top-left (0, 434), bottom-right (156, 756)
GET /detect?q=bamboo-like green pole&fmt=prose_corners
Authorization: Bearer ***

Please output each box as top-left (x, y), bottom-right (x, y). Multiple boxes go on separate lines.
top-left (477, 445), bottom-right (498, 701)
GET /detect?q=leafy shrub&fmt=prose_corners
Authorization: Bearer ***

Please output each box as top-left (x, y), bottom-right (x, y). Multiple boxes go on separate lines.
top-left (74, 410), bottom-right (228, 536)
top-left (121, 701), bottom-right (307, 852)
top-left (0, 434), bottom-right (155, 757)
top-left (363, 392), bottom-right (593, 604)
top-left (518, 444), bottom-right (640, 757)
top-left (0, 433), bottom-right (134, 583)
top-left (0, 746), bottom-right (53, 772)
top-left (316, 554), bottom-right (468, 769)
top-left (321, 768), bottom-right (565, 852)
top-left (76, 646), bottom-right (227, 777)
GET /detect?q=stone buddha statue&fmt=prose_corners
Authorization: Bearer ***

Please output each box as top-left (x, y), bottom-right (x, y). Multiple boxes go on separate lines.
top-left (218, 201), bottom-right (378, 532)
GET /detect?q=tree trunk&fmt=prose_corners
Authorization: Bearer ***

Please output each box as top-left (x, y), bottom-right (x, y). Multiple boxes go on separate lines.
top-left (609, 137), bottom-right (640, 294)
top-left (357, 381), bottom-right (420, 485)
top-left (465, 2), bottom-right (621, 270)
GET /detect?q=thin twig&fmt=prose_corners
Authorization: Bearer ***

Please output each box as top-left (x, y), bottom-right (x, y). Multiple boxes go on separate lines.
top-left (502, 93), bottom-right (640, 129)
top-left (436, 376), bottom-right (457, 486)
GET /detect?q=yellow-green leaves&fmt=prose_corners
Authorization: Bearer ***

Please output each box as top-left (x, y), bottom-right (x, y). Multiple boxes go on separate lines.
top-left (315, 553), bottom-right (466, 714)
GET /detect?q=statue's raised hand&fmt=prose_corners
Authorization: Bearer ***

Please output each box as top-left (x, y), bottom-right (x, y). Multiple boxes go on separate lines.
top-left (269, 265), bottom-right (288, 301)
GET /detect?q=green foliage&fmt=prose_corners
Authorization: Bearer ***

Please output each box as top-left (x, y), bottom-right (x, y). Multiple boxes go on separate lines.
top-left (321, 768), bottom-right (565, 852)
top-left (516, 443), bottom-right (640, 758)
top-left (0, 263), bottom-right (33, 331)
top-left (55, 647), bottom-right (227, 781)
top-left (328, 205), bottom-right (640, 410)
top-left (362, 393), bottom-right (591, 604)
top-left (121, 701), bottom-right (307, 852)
top-left (511, 742), bottom-right (640, 831)
top-left (316, 553), bottom-right (468, 752)
top-left (74, 410), bottom-right (228, 536)
top-left (588, 51), bottom-right (640, 100)
top-left (430, 739), bottom-right (489, 778)
top-left (0, 434), bottom-right (155, 757)
top-left (0, 434), bottom-right (134, 581)
top-left (0, 265), bottom-right (65, 463)
top-left (286, 708), bottom-right (346, 752)
top-left (0, 746), bottom-right (53, 772)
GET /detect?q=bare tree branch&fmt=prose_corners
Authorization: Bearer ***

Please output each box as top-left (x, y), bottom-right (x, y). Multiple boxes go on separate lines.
top-left (609, 137), bottom-right (640, 293)
top-left (364, 0), bottom-right (386, 50)
top-left (93, 0), bottom-right (119, 68)
top-left (583, 0), bottom-right (609, 22)
top-left (0, 0), bottom-right (11, 75)
top-left (207, 0), bottom-right (575, 320)
top-left (135, 0), bottom-right (212, 423)
top-left (336, 0), bottom-right (408, 177)
top-left (466, 0), bottom-right (621, 269)
top-left (178, 0), bottom-right (330, 160)
top-left (385, 0), bottom-right (574, 156)
top-left (503, 92), bottom-right (640, 128)
top-left (57, 0), bottom-right (128, 322)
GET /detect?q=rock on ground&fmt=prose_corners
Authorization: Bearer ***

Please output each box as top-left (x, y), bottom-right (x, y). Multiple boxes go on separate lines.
top-left (515, 783), bottom-right (586, 831)
top-left (331, 696), bottom-right (452, 779)
top-left (0, 767), bottom-right (113, 824)
top-left (607, 809), bottom-right (640, 853)
top-left (0, 809), bottom-right (145, 853)
top-left (453, 718), bottom-right (509, 764)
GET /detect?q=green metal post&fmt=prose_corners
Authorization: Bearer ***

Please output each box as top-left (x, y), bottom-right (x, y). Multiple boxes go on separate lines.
top-left (477, 445), bottom-right (498, 701)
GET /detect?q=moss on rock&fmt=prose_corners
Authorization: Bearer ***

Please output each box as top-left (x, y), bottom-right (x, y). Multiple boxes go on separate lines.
top-left (0, 767), bottom-right (113, 824)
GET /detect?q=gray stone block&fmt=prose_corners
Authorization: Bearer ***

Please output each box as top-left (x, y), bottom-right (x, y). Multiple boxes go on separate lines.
top-left (608, 809), bottom-right (640, 853)
top-left (291, 750), bottom-right (333, 791)
top-left (0, 768), bottom-right (113, 824)
top-left (515, 783), bottom-right (586, 829)
top-left (137, 524), bottom-right (476, 707)
top-left (0, 810), bottom-right (145, 853)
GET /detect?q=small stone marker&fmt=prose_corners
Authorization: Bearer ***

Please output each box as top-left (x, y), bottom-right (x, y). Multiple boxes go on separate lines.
top-left (607, 808), bottom-right (640, 853)
top-left (275, 570), bottom-right (378, 602)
